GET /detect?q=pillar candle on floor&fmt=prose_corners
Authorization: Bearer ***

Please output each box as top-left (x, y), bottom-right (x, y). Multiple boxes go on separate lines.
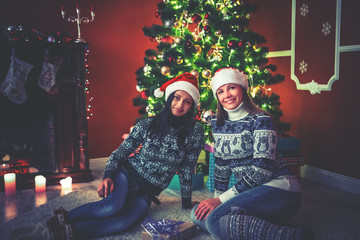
top-left (35, 175), bottom-right (46, 192)
top-left (60, 176), bottom-right (72, 195)
top-left (4, 173), bottom-right (16, 196)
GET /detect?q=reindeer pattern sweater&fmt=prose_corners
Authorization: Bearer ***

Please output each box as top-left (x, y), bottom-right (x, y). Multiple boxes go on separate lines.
top-left (211, 112), bottom-right (301, 203)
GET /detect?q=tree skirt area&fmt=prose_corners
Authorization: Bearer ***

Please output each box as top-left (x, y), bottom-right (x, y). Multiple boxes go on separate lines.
top-left (1, 190), bottom-right (215, 240)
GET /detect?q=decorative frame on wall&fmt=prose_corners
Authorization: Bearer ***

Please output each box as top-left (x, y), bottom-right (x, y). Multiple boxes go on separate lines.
top-left (267, 0), bottom-right (360, 95)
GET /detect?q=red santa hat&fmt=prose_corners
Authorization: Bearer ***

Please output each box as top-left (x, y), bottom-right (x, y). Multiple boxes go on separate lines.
top-left (154, 72), bottom-right (200, 106)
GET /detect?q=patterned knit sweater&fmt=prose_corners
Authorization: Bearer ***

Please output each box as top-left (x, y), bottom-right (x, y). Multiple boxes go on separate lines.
top-left (211, 112), bottom-right (301, 203)
top-left (104, 117), bottom-right (204, 208)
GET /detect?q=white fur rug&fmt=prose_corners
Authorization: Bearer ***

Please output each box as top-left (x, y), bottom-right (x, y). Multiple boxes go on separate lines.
top-left (1, 190), bottom-right (215, 240)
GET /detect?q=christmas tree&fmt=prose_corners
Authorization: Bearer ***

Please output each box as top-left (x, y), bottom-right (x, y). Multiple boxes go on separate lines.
top-left (133, 0), bottom-right (290, 145)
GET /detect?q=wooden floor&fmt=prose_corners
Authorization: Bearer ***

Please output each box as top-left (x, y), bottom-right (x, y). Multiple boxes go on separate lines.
top-left (1, 158), bottom-right (360, 240)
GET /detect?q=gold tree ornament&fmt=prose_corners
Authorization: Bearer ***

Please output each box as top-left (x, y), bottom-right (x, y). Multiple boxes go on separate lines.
top-left (202, 69), bottom-right (212, 79)
top-left (174, 37), bottom-right (182, 44)
top-left (173, 20), bottom-right (182, 28)
top-left (194, 45), bottom-right (202, 54)
top-left (176, 57), bottom-right (184, 64)
top-left (161, 66), bottom-right (170, 75)
top-left (190, 70), bottom-right (200, 78)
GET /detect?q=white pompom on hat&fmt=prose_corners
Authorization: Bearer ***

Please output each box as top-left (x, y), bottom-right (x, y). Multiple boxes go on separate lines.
top-left (154, 72), bottom-right (200, 106)
top-left (211, 67), bottom-right (248, 97)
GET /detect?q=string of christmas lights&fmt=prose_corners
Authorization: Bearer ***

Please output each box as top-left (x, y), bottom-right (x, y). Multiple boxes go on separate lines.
top-left (84, 46), bottom-right (94, 120)
top-left (133, 0), bottom-right (290, 141)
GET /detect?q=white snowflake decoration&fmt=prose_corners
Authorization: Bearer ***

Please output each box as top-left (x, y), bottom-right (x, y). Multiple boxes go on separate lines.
top-left (300, 3), bottom-right (309, 17)
top-left (299, 60), bottom-right (308, 74)
top-left (321, 22), bottom-right (331, 36)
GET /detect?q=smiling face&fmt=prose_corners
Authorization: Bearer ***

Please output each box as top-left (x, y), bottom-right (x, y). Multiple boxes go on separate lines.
top-left (171, 90), bottom-right (193, 117)
top-left (216, 83), bottom-right (243, 110)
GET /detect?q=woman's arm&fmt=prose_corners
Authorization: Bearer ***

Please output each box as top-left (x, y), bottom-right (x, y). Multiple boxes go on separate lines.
top-left (178, 123), bottom-right (204, 209)
top-left (103, 119), bottom-right (148, 180)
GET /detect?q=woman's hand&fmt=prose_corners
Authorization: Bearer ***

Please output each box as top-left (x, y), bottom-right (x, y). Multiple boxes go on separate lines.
top-left (194, 198), bottom-right (222, 220)
top-left (97, 178), bottom-right (114, 198)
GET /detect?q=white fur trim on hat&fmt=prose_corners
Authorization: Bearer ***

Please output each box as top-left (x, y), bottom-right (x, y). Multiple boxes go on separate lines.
top-left (154, 88), bottom-right (164, 98)
top-left (165, 81), bottom-right (200, 106)
top-left (211, 68), bottom-right (248, 97)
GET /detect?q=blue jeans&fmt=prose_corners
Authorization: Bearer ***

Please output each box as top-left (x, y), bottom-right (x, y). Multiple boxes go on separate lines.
top-left (67, 169), bottom-right (151, 239)
top-left (191, 185), bottom-right (301, 239)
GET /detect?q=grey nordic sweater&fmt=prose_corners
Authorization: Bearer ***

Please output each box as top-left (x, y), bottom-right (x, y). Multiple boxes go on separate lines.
top-left (104, 117), bottom-right (204, 208)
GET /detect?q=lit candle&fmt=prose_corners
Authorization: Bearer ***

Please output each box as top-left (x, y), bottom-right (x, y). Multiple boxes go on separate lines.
top-left (4, 173), bottom-right (16, 196)
top-left (35, 175), bottom-right (46, 192)
top-left (76, 3), bottom-right (80, 14)
top-left (60, 176), bottom-right (72, 195)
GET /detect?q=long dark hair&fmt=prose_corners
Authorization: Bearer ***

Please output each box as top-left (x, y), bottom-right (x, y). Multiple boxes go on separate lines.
top-left (148, 91), bottom-right (196, 149)
top-left (216, 87), bottom-right (267, 126)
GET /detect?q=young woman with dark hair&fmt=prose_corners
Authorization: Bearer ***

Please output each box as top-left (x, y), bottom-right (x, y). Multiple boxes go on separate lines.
top-left (42, 73), bottom-right (204, 240)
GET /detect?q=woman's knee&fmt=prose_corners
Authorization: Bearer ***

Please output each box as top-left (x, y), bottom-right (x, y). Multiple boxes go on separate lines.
top-left (113, 170), bottom-right (129, 191)
top-left (190, 205), bottom-right (198, 223)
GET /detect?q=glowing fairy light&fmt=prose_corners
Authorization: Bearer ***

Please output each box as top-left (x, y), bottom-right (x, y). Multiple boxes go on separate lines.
top-left (84, 47), bottom-right (94, 119)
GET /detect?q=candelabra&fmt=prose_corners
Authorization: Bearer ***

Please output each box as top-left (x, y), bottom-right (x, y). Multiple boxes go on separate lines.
top-left (61, 4), bottom-right (95, 43)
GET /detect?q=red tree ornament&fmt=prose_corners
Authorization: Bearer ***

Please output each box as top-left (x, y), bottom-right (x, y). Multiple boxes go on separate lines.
top-left (227, 40), bottom-right (237, 49)
top-left (140, 91), bottom-right (148, 99)
top-left (191, 14), bottom-right (202, 24)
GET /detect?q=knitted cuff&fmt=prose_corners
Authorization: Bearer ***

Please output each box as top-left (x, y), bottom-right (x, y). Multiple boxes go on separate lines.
top-left (103, 170), bottom-right (114, 180)
top-left (181, 197), bottom-right (192, 209)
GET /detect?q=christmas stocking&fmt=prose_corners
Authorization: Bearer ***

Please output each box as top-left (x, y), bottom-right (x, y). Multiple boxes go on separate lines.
top-left (1, 49), bottom-right (34, 104)
top-left (38, 49), bottom-right (63, 94)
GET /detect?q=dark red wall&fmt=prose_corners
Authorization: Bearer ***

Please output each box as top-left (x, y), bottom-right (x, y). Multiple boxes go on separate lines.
top-left (0, 0), bottom-right (161, 159)
top-left (1, 0), bottom-right (359, 179)
top-left (249, 0), bottom-right (360, 179)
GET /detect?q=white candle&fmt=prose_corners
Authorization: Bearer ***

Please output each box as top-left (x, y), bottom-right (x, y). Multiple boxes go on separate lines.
top-left (60, 176), bottom-right (72, 195)
top-left (35, 175), bottom-right (46, 192)
top-left (4, 173), bottom-right (16, 196)
top-left (60, 176), bottom-right (72, 188)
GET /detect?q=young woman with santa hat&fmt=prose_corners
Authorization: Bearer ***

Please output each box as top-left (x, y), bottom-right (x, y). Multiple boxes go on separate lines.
top-left (45, 72), bottom-right (204, 239)
top-left (191, 67), bottom-right (314, 240)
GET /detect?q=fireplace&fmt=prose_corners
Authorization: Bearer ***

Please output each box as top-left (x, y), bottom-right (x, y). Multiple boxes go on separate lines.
top-left (0, 42), bottom-right (93, 190)
top-left (1, 100), bottom-right (58, 174)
